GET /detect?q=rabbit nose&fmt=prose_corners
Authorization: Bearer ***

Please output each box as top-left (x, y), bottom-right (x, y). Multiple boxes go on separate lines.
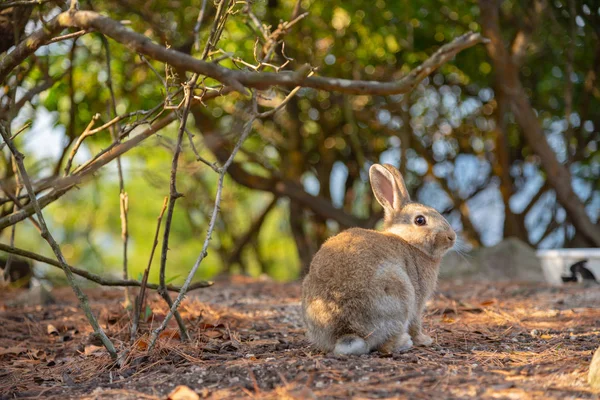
top-left (446, 232), bottom-right (456, 242)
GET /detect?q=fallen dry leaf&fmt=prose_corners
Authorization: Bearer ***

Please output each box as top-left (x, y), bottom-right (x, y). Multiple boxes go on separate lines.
top-left (134, 338), bottom-right (149, 351)
top-left (202, 330), bottom-right (222, 339)
top-left (47, 324), bottom-right (59, 336)
top-left (167, 385), bottom-right (200, 400)
top-left (0, 345), bottom-right (27, 356)
top-left (83, 345), bottom-right (104, 356)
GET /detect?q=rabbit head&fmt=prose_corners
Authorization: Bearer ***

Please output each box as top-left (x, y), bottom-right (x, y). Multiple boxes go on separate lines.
top-left (369, 163), bottom-right (456, 260)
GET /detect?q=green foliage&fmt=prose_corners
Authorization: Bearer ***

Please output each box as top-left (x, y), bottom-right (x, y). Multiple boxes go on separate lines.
top-left (1, 0), bottom-right (598, 285)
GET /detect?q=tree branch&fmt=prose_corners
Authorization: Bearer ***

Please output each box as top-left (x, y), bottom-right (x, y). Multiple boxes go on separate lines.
top-left (227, 196), bottom-right (277, 267)
top-left (0, 242), bottom-right (212, 292)
top-left (479, 0), bottom-right (600, 247)
top-left (0, 113), bottom-right (177, 231)
top-left (148, 94), bottom-right (258, 350)
top-left (1, 10), bottom-right (486, 95)
top-left (0, 0), bottom-right (54, 9)
top-left (0, 123), bottom-right (117, 359)
top-left (520, 180), bottom-right (550, 217)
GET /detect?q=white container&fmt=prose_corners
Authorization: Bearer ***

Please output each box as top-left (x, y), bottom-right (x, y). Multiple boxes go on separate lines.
top-left (537, 248), bottom-right (600, 285)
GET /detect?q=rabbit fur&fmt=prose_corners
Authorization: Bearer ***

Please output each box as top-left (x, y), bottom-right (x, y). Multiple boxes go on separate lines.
top-left (302, 163), bottom-right (456, 355)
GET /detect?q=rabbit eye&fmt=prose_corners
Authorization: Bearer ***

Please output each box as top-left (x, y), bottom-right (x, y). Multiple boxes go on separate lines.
top-left (414, 215), bottom-right (426, 226)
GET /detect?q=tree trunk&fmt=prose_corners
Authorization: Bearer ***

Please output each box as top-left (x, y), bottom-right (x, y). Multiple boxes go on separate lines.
top-left (493, 80), bottom-right (529, 243)
top-left (479, 0), bottom-right (600, 247)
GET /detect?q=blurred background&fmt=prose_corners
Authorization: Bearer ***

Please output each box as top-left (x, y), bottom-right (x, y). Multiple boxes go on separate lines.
top-left (1, 0), bottom-right (598, 286)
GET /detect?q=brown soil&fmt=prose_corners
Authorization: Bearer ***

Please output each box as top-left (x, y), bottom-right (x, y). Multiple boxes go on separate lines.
top-left (0, 277), bottom-right (599, 399)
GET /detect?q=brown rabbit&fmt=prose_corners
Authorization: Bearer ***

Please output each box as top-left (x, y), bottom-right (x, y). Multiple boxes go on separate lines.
top-left (302, 163), bottom-right (456, 355)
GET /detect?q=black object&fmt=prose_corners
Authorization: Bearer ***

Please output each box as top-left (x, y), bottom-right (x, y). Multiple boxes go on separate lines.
top-left (561, 259), bottom-right (598, 283)
top-left (0, 256), bottom-right (32, 287)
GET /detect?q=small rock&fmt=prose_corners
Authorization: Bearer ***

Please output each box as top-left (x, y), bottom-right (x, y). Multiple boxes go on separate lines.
top-left (439, 237), bottom-right (544, 282)
top-left (589, 346), bottom-right (600, 390)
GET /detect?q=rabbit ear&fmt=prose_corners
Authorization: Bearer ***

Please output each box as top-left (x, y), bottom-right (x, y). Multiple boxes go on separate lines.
top-left (382, 163), bottom-right (410, 204)
top-left (369, 164), bottom-right (410, 216)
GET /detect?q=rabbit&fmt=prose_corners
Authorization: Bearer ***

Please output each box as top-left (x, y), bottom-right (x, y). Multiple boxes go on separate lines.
top-left (301, 163), bottom-right (456, 355)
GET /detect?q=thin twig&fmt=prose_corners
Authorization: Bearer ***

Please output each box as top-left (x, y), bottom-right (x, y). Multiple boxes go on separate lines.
top-left (193, 0), bottom-right (209, 51)
top-left (0, 179), bottom-right (42, 231)
top-left (47, 29), bottom-right (89, 44)
top-left (11, 72), bottom-right (65, 113)
top-left (0, 90), bottom-right (233, 231)
top-left (148, 94), bottom-right (257, 350)
top-left (0, 242), bottom-right (213, 292)
top-left (156, 81), bottom-right (197, 342)
top-left (139, 54), bottom-right (167, 88)
top-left (0, 0), bottom-right (53, 9)
top-left (1, 157), bottom-right (22, 285)
top-left (0, 10), bottom-right (486, 95)
top-left (156, 0), bottom-right (233, 343)
top-left (64, 113), bottom-right (101, 175)
top-left (0, 123), bottom-right (118, 359)
top-left (226, 196), bottom-right (277, 266)
top-left (0, 121), bottom-right (30, 151)
top-left (257, 71), bottom-right (312, 118)
top-left (184, 127), bottom-right (203, 162)
top-left (131, 196), bottom-right (169, 342)
top-left (101, 34), bottom-right (130, 307)
top-left (63, 108), bottom-right (161, 177)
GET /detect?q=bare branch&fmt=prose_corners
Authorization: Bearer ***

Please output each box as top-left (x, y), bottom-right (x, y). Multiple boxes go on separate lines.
top-left (1, 157), bottom-right (22, 285)
top-left (193, 0), bottom-right (209, 51)
top-left (156, 79), bottom-right (195, 342)
top-left (480, 0), bottom-right (600, 246)
top-left (155, 0), bottom-right (234, 342)
top-left (0, 178), bottom-right (41, 231)
top-left (0, 123), bottom-right (117, 359)
top-left (0, 121), bottom-right (30, 151)
top-left (11, 73), bottom-right (65, 113)
top-left (257, 66), bottom-right (313, 118)
top-left (0, 113), bottom-right (177, 231)
top-left (64, 113), bottom-right (101, 175)
top-left (1, 10), bottom-right (486, 96)
top-left (0, 0), bottom-right (54, 10)
top-left (99, 33), bottom-right (131, 306)
top-left (521, 180), bottom-right (550, 217)
top-left (47, 29), bottom-right (90, 44)
top-left (131, 196), bottom-right (168, 342)
top-left (148, 94), bottom-right (258, 350)
top-left (227, 196), bottom-right (277, 266)
top-left (0, 85), bottom-right (235, 231)
top-left (0, 242), bottom-right (212, 292)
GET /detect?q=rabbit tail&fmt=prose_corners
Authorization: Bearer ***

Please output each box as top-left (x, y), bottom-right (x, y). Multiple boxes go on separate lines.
top-left (333, 334), bottom-right (369, 355)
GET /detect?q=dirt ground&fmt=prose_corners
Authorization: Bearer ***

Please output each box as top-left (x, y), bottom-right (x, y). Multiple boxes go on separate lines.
top-left (0, 276), bottom-right (599, 399)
